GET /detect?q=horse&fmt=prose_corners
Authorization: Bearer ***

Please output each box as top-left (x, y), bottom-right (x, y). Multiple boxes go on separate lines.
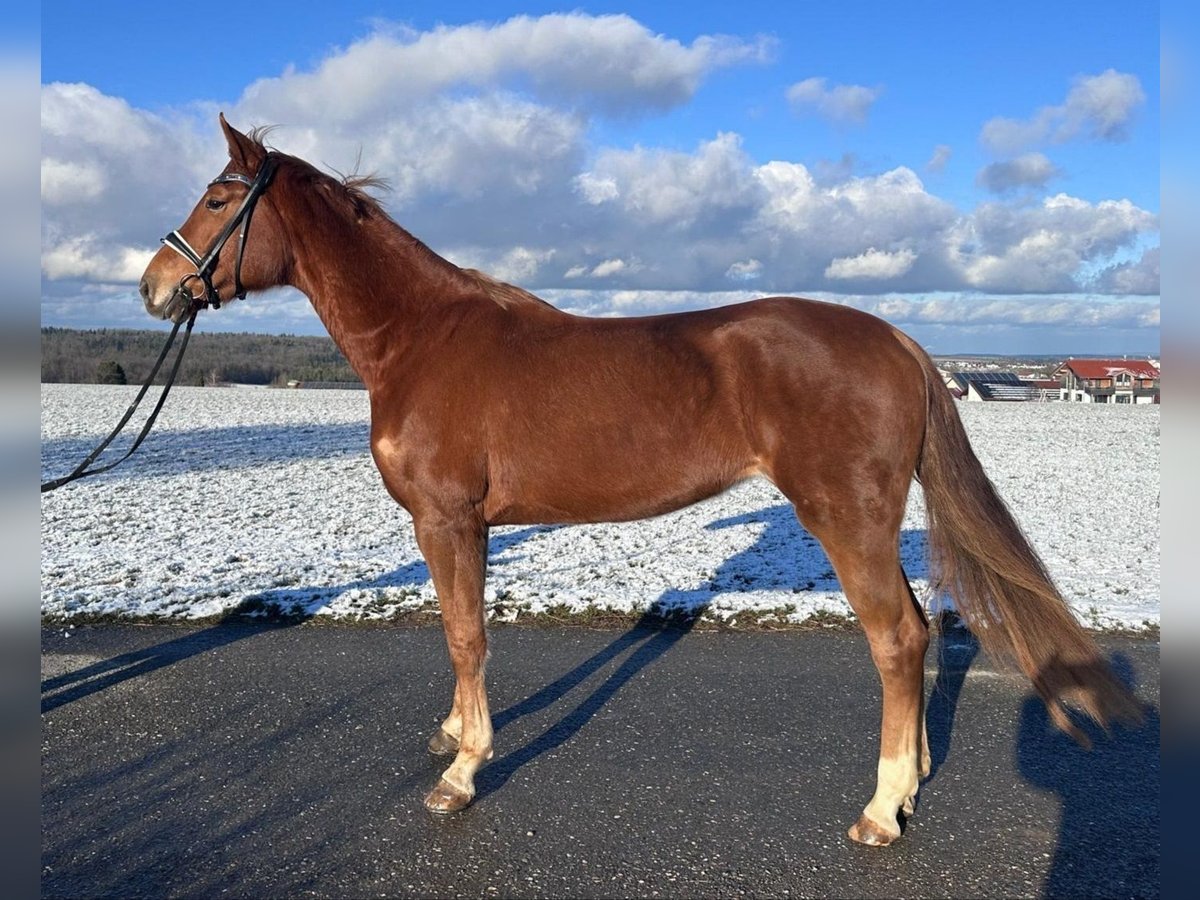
top-left (138, 115), bottom-right (1140, 847)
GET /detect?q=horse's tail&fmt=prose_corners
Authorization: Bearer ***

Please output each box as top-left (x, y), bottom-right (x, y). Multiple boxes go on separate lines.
top-left (895, 331), bottom-right (1142, 743)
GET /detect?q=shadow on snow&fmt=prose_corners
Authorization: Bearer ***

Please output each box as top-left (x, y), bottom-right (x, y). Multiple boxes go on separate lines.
top-left (40, 421), bottom-right (371, 485)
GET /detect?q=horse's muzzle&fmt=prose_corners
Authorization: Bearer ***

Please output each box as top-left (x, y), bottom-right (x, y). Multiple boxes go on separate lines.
top-left (141, 279), bottom-right (193, 323)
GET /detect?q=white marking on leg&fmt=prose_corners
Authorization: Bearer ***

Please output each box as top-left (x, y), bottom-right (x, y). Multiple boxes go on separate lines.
top-left (440, 684), bottom-right (493, 798)
top-left (862, 753), bottom-right (918, 836)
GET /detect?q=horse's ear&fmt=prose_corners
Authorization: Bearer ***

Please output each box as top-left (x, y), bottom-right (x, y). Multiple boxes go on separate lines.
top-left (219, 112), bottom-right (262, 168)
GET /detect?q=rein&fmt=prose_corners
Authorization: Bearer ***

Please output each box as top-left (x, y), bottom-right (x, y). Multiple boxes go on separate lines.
top-left (40, 312), bottom-right (197, 493)
top-left (41, 155), bottom-right (277, 493)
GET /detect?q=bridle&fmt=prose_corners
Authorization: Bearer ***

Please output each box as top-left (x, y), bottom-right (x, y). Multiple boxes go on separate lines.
top-left (159, 152), bottom-right (278, 317)
top-left (40, 154), bottom-right (279, 493)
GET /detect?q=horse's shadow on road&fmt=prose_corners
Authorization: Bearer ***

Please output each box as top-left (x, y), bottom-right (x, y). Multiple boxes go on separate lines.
top-left (1015, 654), bottom-right (1159, 896)
top-left (40, 526), bottom-right (547, 714)
top-left (918, 621), bottom-right (1158, 893)
top-left (924, 612), bottom-right (981, 779)
top-left (475, 505), bottom-right (928, 801)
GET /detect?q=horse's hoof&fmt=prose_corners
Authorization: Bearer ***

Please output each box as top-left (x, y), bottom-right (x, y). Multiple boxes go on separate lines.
top-left (848, 814), bottom-right (900, 847)
top-left (424, 778), bottom-right (472, 814)
top-left (428, 728), bottom-right (460, 756)
top-left (902, 792), bottom-right (917, 817)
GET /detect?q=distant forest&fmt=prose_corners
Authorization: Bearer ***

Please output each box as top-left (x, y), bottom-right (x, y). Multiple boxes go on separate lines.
top-left (41, 328), bottom-right (360, 386)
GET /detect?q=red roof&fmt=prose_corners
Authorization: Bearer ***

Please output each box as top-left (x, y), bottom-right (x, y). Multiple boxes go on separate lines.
top-left (1057, 358), bottom-right (1159, 379)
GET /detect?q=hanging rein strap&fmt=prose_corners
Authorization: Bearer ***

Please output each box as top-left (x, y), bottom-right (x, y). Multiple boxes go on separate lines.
top-left (41, 155), bottom-right (278, 494)
top-left (40, 312), bottom-right (197, 493)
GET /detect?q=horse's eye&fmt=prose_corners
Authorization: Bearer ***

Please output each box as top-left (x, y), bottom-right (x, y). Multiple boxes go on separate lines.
top-left (205, 198), bottom-right (227, 211)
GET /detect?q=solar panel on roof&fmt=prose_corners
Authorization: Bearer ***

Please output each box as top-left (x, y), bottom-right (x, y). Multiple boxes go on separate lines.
top-left (947, 371), bottom-right (1037, 400)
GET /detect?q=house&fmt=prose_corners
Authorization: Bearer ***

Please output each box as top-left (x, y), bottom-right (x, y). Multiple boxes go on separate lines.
top-left (1025, 378), bottom-right (1064, 402)
top-left (1054, 358), bottom-right (1160, 404)
top-left (943, 371), bottom-right (1036, 402)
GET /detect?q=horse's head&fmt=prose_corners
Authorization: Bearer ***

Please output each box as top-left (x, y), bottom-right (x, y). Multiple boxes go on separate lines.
top-left (139, 114), bottom-right (290, 321)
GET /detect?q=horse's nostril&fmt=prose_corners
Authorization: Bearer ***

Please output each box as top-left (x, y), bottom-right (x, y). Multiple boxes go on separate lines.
top-left (139, 277), bottom-right (152, 304)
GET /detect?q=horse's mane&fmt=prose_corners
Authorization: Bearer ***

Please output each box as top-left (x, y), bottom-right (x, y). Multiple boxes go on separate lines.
top-left (244, 125), bottom-right (391, 222)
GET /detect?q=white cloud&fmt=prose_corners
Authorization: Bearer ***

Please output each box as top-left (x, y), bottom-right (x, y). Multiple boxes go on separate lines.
top-left (1058, 69), bottom-right (1147, 140)
top-left (41, 82), bottom-right (160, 151)
top-left (239, 13), bottom-right (773, 123)
top-left (574, 172), bottom-right (620, 204)
top-left (812, 153), bottom-right (858, 185)
top-left (980, 69), bottom-right (1146, 154)
top-left (725, 259), bottom-right (763, 280)
top-left (853, 294), bottom-right (1158, 328)
top-left (976, 152), bottom-right (1061, 193)
top-left (41, 158), bottom-right (106, 205)
top-left (444, 245), bottom-right (556, 282)
top-left (556, 258), bottom-right (645, 280)
top-left (926, 144), bottom-right (952, 173)
top-left (559, 137), bottom-right (1151, 296)
top-left (786, 77), bottom-right (881, 124)
top-left (492, 246), bottom-right (555, 282)
top-left (591, 258), bottom-right (630, 277)
top-left (360, 94), bottom-right (585, 203)
top-left (573, 132), bottom-right (758, 226)
top-left (948, 194), bottom-right (1157, 292)
top-left (1090, 246), bottom-right (1159, 294)
top-left (44, 74), bottom-right (1157, 308)
top-left (42, 234), bottom-right (155, 283)
top-left (825, 248), bottom-right (916, 281)
top-left (752, 162), bottom-right (955, 285)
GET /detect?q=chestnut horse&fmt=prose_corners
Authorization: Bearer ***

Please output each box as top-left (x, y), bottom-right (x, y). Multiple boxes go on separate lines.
top-left (139, 116), bottom-right (1139, 846)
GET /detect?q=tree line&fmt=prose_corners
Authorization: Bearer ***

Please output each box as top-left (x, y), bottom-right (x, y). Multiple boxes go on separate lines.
top-left (41, 327), bottom-right (361, 386)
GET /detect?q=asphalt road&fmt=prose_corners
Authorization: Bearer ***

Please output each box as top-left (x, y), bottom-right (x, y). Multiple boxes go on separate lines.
top-left (41, 621), bottom-right (1159, 898)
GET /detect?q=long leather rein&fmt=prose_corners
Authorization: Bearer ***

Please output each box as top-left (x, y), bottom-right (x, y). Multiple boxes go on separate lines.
top-left (41, 155), bottom-right (277, 493)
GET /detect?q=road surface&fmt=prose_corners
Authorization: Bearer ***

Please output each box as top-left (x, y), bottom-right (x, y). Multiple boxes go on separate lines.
top-left (41, 621), bottom-right (1159, 898)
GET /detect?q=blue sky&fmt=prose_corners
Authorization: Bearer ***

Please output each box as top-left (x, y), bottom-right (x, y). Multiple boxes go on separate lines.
top-left (41, 2), bottom-right (1160, 353)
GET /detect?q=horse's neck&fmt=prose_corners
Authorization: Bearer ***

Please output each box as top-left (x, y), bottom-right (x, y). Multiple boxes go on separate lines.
top-left (284, 210), bottom-right (462, 390)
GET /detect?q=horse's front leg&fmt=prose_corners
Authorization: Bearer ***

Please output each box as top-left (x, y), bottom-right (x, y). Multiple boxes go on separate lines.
top-left (413, 511), bottom-right (493, 813)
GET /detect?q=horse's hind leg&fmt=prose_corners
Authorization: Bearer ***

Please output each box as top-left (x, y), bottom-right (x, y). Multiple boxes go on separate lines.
top-left (905, 578), bottom-right (933, 780)
top-left (915, 602), bottom-right (933, 780)
top-left (794, 504), bottom-right (929, 846)
top-left (412, 511), bottom-right (493, 812)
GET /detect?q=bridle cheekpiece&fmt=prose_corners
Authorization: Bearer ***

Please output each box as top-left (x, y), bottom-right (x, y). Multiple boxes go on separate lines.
top-left (160, 153), bottom-right (278, 315)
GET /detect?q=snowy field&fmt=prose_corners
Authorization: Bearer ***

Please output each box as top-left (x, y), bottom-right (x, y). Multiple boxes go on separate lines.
top-left (41, 384), bottom-right (1160, 630)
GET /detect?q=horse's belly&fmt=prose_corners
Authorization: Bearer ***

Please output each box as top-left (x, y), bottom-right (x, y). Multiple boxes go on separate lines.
top-left (483, 441), bottom-right (758, 526)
